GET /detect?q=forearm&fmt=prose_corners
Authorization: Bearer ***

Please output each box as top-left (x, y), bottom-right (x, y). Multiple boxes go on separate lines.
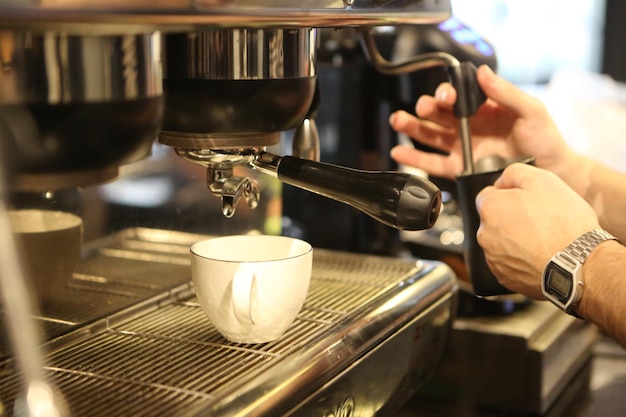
top-left (577, 240), bottom-right (626, 348)
top-left (586, 162), bottom-right (626, 241)
top-left (556, 154), bottom-right (626, 241)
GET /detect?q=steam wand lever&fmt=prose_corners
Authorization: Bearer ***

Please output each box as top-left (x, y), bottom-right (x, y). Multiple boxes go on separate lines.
top-left (359, 29), bottom-right (487, 174)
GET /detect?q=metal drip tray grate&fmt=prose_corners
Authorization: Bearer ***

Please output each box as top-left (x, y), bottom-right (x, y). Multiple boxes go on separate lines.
top-left (0, 228), bottom-right (456, 417)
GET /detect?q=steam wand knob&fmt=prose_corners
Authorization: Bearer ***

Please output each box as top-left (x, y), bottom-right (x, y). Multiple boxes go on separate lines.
top-left (292, 118), bottom-right (320, 162)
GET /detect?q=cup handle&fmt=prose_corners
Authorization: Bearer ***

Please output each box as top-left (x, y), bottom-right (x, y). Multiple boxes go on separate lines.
top-left (232, 269), bottom-right (255, 325)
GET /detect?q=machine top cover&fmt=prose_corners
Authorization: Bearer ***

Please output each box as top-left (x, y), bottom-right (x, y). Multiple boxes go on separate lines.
top-left (0, 0), bottom-right (451, 31)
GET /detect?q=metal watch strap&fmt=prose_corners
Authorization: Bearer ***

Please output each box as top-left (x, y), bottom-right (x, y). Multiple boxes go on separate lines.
top-left (557, 229), bottom-right (619, 267)
top-left (550, 229), bottom-right (619, 317)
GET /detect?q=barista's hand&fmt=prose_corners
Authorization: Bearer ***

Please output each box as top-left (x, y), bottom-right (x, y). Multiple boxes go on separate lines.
top-left (388, 65), bottom-right (576, 179)
top-left (475, 163), bottom-right (600, 299)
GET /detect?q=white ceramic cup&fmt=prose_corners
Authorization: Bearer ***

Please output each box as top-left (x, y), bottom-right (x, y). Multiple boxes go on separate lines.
top-left (190, 235), bottom-right (313, 344)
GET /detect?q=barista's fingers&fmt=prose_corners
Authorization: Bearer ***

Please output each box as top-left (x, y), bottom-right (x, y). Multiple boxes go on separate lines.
top-left (389, 110), bottom-right (456, 151)
top-left (434, 82), bottom-right (457, 107)
top-left (475, 186), bottom-right (511, 246)
top-left (390, 145), bottom-right (460, 179)
top-left (414, 94), bottom-right (459, 129)
top-left (475, 185), bottom-right (496, 212)
top-left (493, 162), bottom-right (540, 190)
top-left (475, 186), bottom-right (498, 251)
top-left (476, 65), bottom-right (545, 118)
top-left (388, 109), bottom-right (414, 134)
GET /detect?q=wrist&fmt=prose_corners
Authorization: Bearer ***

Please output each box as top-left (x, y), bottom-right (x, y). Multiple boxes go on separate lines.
top-left (542, 229), bottom-right (618, 317)
top-left (577, 239), bottom-right (622, 319)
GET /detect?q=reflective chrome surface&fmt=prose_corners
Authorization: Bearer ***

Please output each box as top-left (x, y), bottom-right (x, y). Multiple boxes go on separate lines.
top-left (159, 131), bottom-right (280, 149)
top-left (0, 228), bottom-right (458, 417)
top-left (0, 31), bottom-right (162, 105)
top-left (0, 2), bottom-right (454, 415)
top-left (0, 161), bottom-right (57, 417)
top-left (174, 148), bottom-right (261, 218)
top-left (165, 28), bottom-right (316, 80)
top-left (159, 28), bottom-right (317, 147)
top-left (0, 1), bottom-right (451, 30)
top-left (292, 118), bottom-right (320, 161)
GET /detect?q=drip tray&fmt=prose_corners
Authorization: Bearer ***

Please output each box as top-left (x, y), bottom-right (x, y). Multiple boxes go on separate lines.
top-left (0, 228), bottom-right (457, 417)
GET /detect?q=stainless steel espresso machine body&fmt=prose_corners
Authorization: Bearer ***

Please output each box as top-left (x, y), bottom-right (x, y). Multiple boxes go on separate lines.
top-left (0, 2), bottom-right (463, 417)
top-left (0, 2), bottom-right (602, 416)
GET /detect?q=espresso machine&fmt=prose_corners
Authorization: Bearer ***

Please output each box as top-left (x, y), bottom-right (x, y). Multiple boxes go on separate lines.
top-left (0, 2), bottom-right (596, 417)
top-left (0, 2), bottom-right (464, 416)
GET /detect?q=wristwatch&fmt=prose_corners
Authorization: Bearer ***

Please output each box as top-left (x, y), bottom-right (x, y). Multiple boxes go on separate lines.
top-left (542, 229), bottom-right (618, 316)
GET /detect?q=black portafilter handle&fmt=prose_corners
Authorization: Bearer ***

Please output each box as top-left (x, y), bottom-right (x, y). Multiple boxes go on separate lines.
top-left (267, 154), bottom-right (442, 231)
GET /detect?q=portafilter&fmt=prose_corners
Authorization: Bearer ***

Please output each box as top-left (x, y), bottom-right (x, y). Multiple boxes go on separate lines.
top-left (159, 28), bottom-right (442, 231)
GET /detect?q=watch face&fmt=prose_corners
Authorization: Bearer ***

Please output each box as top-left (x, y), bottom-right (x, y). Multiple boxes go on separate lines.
top-left (545, 262), bottom-right (573, 302)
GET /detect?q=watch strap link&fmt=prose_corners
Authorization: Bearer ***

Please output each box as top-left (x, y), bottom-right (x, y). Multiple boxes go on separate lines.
top-left (558, 229), bottom-right (619, 266)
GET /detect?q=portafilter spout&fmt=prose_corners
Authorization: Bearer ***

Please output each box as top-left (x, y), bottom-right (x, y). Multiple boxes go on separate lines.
top-left (252, 151), bottom-right (441, 231)
top-left (174, 148), bottom-right (260, 218)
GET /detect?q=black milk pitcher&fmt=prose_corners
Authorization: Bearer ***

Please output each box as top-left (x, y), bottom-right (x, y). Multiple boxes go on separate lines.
top-left (456, 155), bottom-right (535, 296)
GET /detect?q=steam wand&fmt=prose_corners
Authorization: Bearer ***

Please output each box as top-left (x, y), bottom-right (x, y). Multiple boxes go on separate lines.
top-left (0, 121), bottom-right (69, 416)
top-left (359, 30), bottom-right (487, 175)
